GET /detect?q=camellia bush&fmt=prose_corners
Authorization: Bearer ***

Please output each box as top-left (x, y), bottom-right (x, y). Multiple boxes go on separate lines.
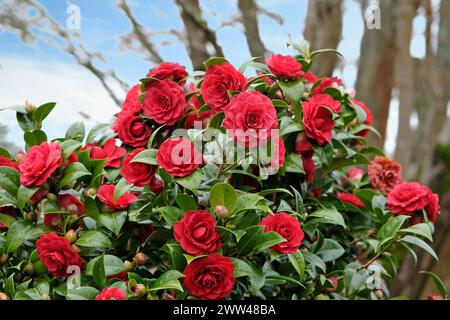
top-left (0, 41), bottom-right (445, 301)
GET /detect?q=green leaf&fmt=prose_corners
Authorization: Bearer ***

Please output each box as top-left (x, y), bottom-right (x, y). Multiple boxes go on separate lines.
top-left (0, 213), bottom-right (17, 227)
top-left (281, 153), bottom-right (305, 174)
top-left (93, 254), bottom-right (107, 288)
top-left (0, 166), bottom-right (20, 195)
top-left (99, 211), bottom-right (127, 236)
top-left (307, 208), bottom-right (347, 228)
top-left (210, 183), bottom-right (237, 213)
top-left (131, 148), bottom-right (158, 165)
top-left (147, 126), bottom-right (166, 148)
top-left (58, 162), bottom-right (91, 188)
top-left (66, 286), bottom-right (100, 300)
top-left (216, 226), bottom-right (246, 242)
top-left (237, 225), bottom-right (264, 256)
top-left (204, 57), bottom-right (228, 69)
top-left (175, 169), bottom-right (202, 194)
top-left (5, 274), bottom-right (15, 298)
top-left (420, 271), bottom-right (448, 299)
top-left (60, 139), bottom-right (82, 160)
top-left (86, 254), bottom-right (124, 277)
top-left (238, 56), bottom-right (261, 73)
top-left (148, 270), bottom-right (184, 292)
top-left (278, 79), bottom-right (305, 103)
top-left (76, 231), bottom-right (112, 248)
top-left (377, 216), bottom-right (410, 240)
top-left (113, 178), bottom-right (132, 203)
top-left (86, 123), bottom-right (110, 144)
top-left (259, 188), bottom-right (293, 197)
top-left (5, 221), bottom-right (34, 253)
top-left (401, 235), bottom-right (438, 261)
top-left (166, 243), bottom-right (186, 270)
top-left (32, 102), bottom-right (56, 125)
top-left (303, 251), bottom-right (326, 272)
top-left (253, 231), bottom-right (286, 254)
top-left (248, 262), bottom-right (265, 294)
top-left (16, 112), bottom-right (35, 132)
top-left (288, 250), bottom-right (305, 280)
top-left (316, 239), bottom-right (345, 262)
top-left (24, 129), bottom-right (47, 147)
top-left (157, 206), bottom-right (185, 226)
top-left (271, 99), bottom-right (289, 108)
top-left (175, 194), bottom-right (198, 211)
top-left (230, 258), bottom-right (253, 278)
top-left (65, 122), bottom-right (85, 142)
top-left (17, 185), bottom-right (38, 211)
top-left (399, 223), bottom-right (433, 242)
top-left (0, 147), bottom-right (12, 159)
top-left (279, 117), bottom-right (303, 137)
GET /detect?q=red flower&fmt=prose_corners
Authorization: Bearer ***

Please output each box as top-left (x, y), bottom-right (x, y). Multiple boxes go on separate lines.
top-left (114, 111), bottom-right (152, 148)
top-left (122, 84), bottom-right (143, 115)
top-left (302, 98), bottom-right (334, 145)
top-left (309, 93), bottom-right (342, 113)
top-left (81, 139), bottom-right (125, 169)
top-left (184, 85), bottom-right (216, 129)
top-left (303, 72), bottom-right (319, 84)
top-left (143, 79), bottom-right (186, 126)
top-left (201, 62), bottom-right (246, 112)
top-left (147, 62), bottom-right (188, 85)
top-left (121, 148), bottom-right (157, 187)
top-left (174, 210), bottom-right (221, 256)
top-left (352, 99), bottom-right (374, 137)
top-left (368, 156), bottom-right (403, 195)
top-left (36, 233), bottom-right (85, 277)
top-left (295, 135), bottom-right (316, 183)
top-left (266, 54), bottom-right (305, 79)
top-left (95, 287), bottom-right (127, 300)
top-left (156, 138), bottom-right (203, 177)
top-left (58, 194), bottom-right (85, 216)
top-left (223, 91), bottom-right (278, 147)
top-left (183, 254), bottom-right (235, 300)
top-left (313, 76), bottom-right (342, 95)
top-left (260, 213), bottom-right (304, 254)
top-left (149, 175), bottom-right (165, 194)
top-left (263, 137), bottom-right (286, 171)
top-left (347, 168), bottom-right (364, 182)
top-left (337, 192), bottom-right (365, 209)
top-left (97, 184), bottom-right (139, 210)
top-left (0, 155), bottom-right (19, 170)
top-left (425, 191), bottom-right (440, 223)
top-left (19, 142), bottom-right (62, 187)
top-left (44, 214), bottom-right (64, 229)
top-left (386, 182), bottom-right (430, 216)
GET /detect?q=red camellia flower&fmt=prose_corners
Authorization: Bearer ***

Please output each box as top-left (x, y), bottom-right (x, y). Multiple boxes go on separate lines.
top-left (95, 287), bottom-right (127, 300)
top-left (81, 139), bottom-right (125, 169)
top-left (313, 76), bottom-right (342, 95)
top-left (184, 86), bottom-right (216, 129)
top-left (337, 192), bottom-right (365, 209)
top-left (36, 233), bottom-right (85, 277)
top-left (156, 138), bottom-right (203, 177)
top-left (58, 194), bottom-right (85, 216)
top-left (174, 210), bottom-right (221, 256)
top-left (223, 91), bottom-right (278, 147)
top-left (266, 54), bottom-right (305, 79)
top-left (260, 213), bottom-right (304, 254)
top-left (347, 168), bottom-right (364, 183)
top-left (142, 79), bottom-right (186, 126)
top-left (19, 142), bottom-right (62, 187)
top-left (183, 254), bottom-right (235, 300)
top-left (0, 155), bottom-right (19, 170)
top-left (122, 84), bottom-right (143, 115)
top-left (121, 148), bottom-right (157, 187)
top-left (97, 184), bottom-right (139, 210)
top-left (295, 135), bottom-right (316, 183)
top-left (114, 111), bottom-right (152, 148)
top-left (368, 156), bottom-right (403, 195)
top-left (303, 71), bottom-right (319, 84)
top-left (387, 182), bottom-right (440, 224)
top-left (200, 62), bottom-right (246, 112)
top-left (147, 62), bottom-right (188, 85)
top-left (308, 93), bottom-right (342, 113)
top-left (302, 98), bottom-right (334, 145)
top-left (352, 99), bottom-right (374, 137)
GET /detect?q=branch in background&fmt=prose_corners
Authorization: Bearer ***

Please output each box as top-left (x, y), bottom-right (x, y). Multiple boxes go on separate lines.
top-left (237, 0), bottom-right (267, 58)
top-left (0, 0), bottom-right (128, 108)
top-left (174, 0), bottom-right (223, 70)
top-left (117, 0), bottom-right (163, 64)
top-left (303, 0), bottom-right (343, 76)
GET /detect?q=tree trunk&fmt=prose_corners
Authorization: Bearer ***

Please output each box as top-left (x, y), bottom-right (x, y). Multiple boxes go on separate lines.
top-left (303, 0), bottom-right (343, 77)
top-left (175, 0), bottom-right (223, 70)
top-left (355, 0), bottom-right (398, 148)
top-left (237, 0), bottom-right (267, 58)
top-left (393, 0), bottom-right (420, 173)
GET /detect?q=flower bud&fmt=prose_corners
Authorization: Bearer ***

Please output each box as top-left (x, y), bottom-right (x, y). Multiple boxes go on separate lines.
top-left (428, 292), bottom-right (444, 300)
top-left (26, 212), bottom-right (36, 222)
top-left (133, 252), bottom-right (148, 266)
top-left (325, 277), bottom-right (339, 293)
top-left (124, 260), bottom-right (134, 272)
top-left (86, 187), bottom-right (98, 197)
top-left (24, 262), bottom-right (34, 275)
top-left (46, 193), bottom-right (57, 202)
top-left (65, 229), bottom-right (77, 243)
top-left (41, 293), bottom-right (51, 300)
top-left (149, 175), bottom-right (165, 195)
top-left (214, 205), bottom-right (229, 218)
top-left (0, 292), bottom-right (10, 300)
top-left (375, 289), bottom-right (384, 299)
top-left (15, 151), bottom-right (25, 163)
top-left (0, 254), bottom-right (7, 264)
top-left (147, 294), bottom-right (159, 300)
top-left (24, 100), bottom-right (36, 114)
top-left (347, 168), bottom-right (364, 183)
top-left (300, 246), bottom-right (308, 253)
top-left (133, 284), bottom-right (147, 297)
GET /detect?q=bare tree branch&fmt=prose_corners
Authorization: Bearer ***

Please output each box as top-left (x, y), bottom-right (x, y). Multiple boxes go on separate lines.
top-left (237, 0), bottom-right (267, 58)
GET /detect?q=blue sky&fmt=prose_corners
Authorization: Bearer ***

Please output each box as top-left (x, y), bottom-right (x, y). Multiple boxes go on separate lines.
top-left (0, 0), bottom-right (429, 154)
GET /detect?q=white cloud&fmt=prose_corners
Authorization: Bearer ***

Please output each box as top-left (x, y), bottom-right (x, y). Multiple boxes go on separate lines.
top-left (0, 56), bottom-right (123, 148)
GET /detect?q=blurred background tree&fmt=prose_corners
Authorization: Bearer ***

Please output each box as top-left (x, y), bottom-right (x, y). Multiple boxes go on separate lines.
top-left (0, 0), bottom-right (449, 299)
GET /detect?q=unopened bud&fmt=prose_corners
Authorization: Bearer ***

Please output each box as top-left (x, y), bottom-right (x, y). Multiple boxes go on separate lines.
top-left (0, 254), bottom-right (7, 264)
top-left (24, 100), bottom-right (36, 114)
top-left (87, 188), bottom-right (98, 197)
top-left (24, 262), bottom-right (34, 275)
top-left (46, 193), bottom-right (57, 201)
top-left (147, 294), bottom-right (159, 300)
top-left (347, 168), bottom-right (364, 183)
top-left (149, 175), bottom-right (165, 195)
top-left (0, 292), bottom-right (10, 300)
top-left (26, 212), bottom-right (36, 221)
top-left (15, 151), bottom-right (25, 163)
top-left (124, 260), bottom-right (134, 272)
top-left (65, 229), bottom-right (77, 243)
top-left (41, 293), bottom-right (51, 300)
top-left (375, 289), bottom-right (384, 299)
top-left (300, 246), bottom-right (308, 253)
top-left (214, 205), bottom-right (229, 218)
top-left (133, 252), bottom-right (148, 266)
top-left (71, 244), bottom-right (82, 253)
top-left (133, 284), bottom-right (147, 297)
